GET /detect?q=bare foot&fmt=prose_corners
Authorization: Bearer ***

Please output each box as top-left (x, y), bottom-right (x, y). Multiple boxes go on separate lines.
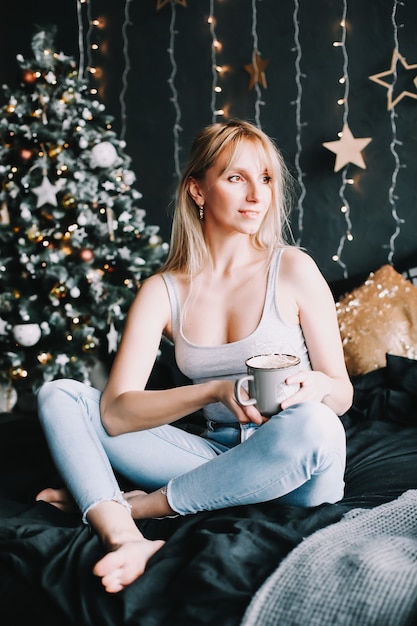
top-left (36, 487), bottom-right (77, 513)
top-left (93, 538), bottom-right (165, 593)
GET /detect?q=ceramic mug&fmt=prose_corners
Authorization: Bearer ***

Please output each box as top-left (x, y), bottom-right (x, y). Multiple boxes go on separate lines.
top-left (234, 353), bottom-right (301, 417)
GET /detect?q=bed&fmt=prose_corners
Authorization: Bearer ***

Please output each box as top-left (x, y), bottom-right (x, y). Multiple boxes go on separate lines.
top-left (2, 257), bottom-right (417, 626)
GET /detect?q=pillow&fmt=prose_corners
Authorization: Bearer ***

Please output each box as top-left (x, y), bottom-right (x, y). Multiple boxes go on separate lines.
top-left (336, 264), bottom-right (417, 377)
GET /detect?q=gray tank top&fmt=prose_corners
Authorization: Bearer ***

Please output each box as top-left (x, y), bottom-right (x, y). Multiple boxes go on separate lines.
top-left (162, 248), bottom-right (311, 425)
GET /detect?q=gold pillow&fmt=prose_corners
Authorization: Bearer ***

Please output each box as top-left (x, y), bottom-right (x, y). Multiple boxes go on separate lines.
top-left (336, 264), bottom-right (417, 377)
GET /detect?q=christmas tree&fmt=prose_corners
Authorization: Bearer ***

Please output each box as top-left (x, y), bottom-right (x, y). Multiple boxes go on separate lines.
top-left (0, 27), bottom-right (168, 410)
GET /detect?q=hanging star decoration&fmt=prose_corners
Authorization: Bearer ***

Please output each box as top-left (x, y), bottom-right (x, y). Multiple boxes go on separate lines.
top-left (244, 51), bottom-right (269, 90)
top-left (107, 321), bottom-right (119, 354)
top-left (323, 124), bottom-right (372, 172)
top-left (369, 49), bottom-right (417, 110)
top-left (156, 0), bottom-right (187, 10)
top-left (32, 175), bottom-right (64, 208)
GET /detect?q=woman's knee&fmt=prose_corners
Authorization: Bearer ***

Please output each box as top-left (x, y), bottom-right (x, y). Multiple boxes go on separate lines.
top-left (37, 379), bottom-right (99, 426)
top-left (264, 402), bottom-right (345, 453)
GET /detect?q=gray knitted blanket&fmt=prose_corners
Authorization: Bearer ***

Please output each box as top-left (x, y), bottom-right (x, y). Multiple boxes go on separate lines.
top-left (241, 490), bottom-right (417, 626)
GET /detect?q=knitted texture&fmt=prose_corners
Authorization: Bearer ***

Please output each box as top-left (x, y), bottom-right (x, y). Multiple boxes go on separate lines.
top-left (241, 490), bottom-right (417, 626)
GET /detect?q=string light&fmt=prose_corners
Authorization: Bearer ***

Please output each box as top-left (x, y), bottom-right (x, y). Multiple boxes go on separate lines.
top-left (83, 14), bottom-right (107, 99)
top-left (387, 0), bottom-right (405, 263)
top-left (208, 2), bottom-right (224, 121)
top-left (331, 0), bottom-right (352, 279)
top-left (119, 0), bottom-right (133, 141)
top-left (167, 0), bottom-right (183, 179)
top-left (292, 0), bottom-right (307, 245)
top-left (250, 0), bottom-right (265, 128)
top-left (84, 0), bottom-right (98, 96)
top-left (76, 0), bottom-right (88, 79)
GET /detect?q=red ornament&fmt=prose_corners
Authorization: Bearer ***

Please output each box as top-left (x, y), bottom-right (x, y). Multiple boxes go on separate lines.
top-left (20, 148), bottom-right (33, 162)
top-left (79, 248), bottom-right (94, 263)
top-left (22, 69), bottom-right (36, 84)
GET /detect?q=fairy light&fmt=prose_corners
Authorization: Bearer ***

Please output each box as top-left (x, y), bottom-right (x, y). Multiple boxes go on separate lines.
top-left (208, 2), bottom-right (224, 121)
top-left (387, 0), bottom-right (405, 263)
top-left (331, 0), bottom-right (352, 279)
top-left (167, 0), bottom-right (182, 179)
top-left (250, 0), bottom-right (265, 128)
top-left (85, 15), bottom-right (106, 97)
top-left (85, 0), bottom-right (95, 89)
top-left (292, 0), bottom-right (307, 245)
top-left (119, 0), bottom-right (133, 141)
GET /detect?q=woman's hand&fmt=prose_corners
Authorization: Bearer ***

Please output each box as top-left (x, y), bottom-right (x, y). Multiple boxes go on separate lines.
top-left (280, 369), bottom-right (333, 411)
top-left (214, 380), bottom-right (268, 425)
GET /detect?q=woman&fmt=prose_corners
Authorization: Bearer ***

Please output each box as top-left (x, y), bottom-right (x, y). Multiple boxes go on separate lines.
top-left (36, 119), bottom-right (353, 593)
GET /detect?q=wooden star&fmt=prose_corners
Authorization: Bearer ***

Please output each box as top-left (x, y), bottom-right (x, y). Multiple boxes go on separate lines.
top-left (323, 124), bottom-right (372, 172)
top-left (156, 0), bottom-right (187, 10)
top-left (244, 51), bottom-right (269, 90)
top-left (369, 49), bottom-right (417, 110)
top-left (0, 201), bottom-right (10, 224)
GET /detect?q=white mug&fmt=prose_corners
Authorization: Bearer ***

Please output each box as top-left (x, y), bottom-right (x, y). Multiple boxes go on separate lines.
top-left (234, 354), bottom-right (301, 417)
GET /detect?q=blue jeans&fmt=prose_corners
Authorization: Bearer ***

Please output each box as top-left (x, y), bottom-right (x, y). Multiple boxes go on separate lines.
top-left (37, 379), bottom-right (346, 521)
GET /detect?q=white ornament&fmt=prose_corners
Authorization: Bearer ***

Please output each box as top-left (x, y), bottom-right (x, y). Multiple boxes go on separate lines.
top-left (70, 286), bottom-right (81, 298)
top-left (90, 142), bottom-right (118, 169)
top-left (124, 170), bottom-right (135, 185)
top-left (13, 323), bottom-right (42, 347)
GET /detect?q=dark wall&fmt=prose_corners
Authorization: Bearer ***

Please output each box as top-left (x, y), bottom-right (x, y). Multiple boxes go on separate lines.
top-left (1, 0), bottom-right (417, 283)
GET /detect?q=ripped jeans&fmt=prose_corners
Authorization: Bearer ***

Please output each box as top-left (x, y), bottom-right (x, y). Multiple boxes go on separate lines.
top-left (37, 379), bottom-right (346, 521)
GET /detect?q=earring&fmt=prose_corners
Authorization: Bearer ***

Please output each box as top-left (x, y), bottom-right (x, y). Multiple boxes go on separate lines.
top-left (199, 205), bottom-right (204, 220)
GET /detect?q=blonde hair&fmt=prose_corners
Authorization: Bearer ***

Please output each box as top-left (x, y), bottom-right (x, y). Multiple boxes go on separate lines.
top-left (159, 119), bottom-right (295, 276)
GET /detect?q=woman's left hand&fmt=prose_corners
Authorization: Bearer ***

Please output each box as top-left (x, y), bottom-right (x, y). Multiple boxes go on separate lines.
top-left (279, 369), bottom-right (333, 411)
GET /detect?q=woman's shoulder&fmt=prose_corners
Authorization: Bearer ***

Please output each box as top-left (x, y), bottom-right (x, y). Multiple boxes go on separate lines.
top-left (279, 247), bottom-right (327, 289)
top-left (279, 246), bottom-right (318, 272)
top-left (141, 270), bottom-right (190, 300)
top-left (133, 273), bottom-right (172, 306)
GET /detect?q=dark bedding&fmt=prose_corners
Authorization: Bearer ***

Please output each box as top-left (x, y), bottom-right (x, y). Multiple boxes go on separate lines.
top-left (1, 353), bottom-right (417, 626)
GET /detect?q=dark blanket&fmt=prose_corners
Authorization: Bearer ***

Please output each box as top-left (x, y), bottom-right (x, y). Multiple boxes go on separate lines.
top-left (1, 354), bottom-right (417, 626)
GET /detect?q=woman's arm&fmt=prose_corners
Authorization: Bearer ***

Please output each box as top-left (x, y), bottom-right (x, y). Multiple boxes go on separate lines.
top-left (278, 248), bottom-right (353, 416)
top-left (100, 275), bottom-right (219, 435)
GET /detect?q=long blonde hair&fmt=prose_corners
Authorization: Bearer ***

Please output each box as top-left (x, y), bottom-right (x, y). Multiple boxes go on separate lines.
top-left (159, 119), bottom-right (295, 276)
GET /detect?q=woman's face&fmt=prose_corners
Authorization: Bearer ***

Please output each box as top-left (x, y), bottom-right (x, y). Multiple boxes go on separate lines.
top-left (193, 140), bottom-right (273, 236)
